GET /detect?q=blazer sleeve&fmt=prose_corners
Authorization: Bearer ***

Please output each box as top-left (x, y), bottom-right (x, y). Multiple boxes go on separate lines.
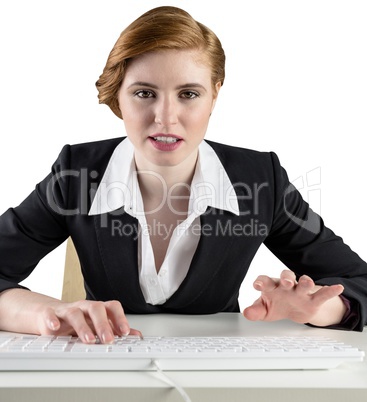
top-left (0, 145), bottom-right (72, 293)
top-left (264, 152), bottom-right (367, 331)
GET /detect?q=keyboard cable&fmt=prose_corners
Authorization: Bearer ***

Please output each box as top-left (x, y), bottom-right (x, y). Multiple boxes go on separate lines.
top-left (152, 359), bottom-right (192, 402)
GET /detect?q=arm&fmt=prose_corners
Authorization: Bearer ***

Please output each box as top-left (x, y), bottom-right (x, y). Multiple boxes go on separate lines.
top-left (0, 143), bottom-right (140, 341)
top-left (244, 152), bottom-right (367, 330)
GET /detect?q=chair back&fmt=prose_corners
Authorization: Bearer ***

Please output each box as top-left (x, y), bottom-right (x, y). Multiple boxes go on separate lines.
top-left (62, 237), bottom-right (86, 302)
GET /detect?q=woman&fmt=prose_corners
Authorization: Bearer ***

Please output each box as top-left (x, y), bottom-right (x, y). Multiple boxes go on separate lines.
top-left (0, 6), bottom-right (366, 344)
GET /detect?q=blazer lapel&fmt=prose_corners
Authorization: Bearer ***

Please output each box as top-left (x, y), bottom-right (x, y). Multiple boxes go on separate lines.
top-left (164, 207), bottom-right (236, 308)
top-left (93, 210), bottom-right (147, 309)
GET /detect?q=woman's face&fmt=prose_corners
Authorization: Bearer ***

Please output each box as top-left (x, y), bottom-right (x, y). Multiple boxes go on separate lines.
top-left (118, 49), bottom-right (220, 170)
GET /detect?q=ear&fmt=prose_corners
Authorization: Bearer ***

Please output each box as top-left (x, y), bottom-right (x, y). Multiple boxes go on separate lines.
top-left (210, 82), bottom-right (222, 114)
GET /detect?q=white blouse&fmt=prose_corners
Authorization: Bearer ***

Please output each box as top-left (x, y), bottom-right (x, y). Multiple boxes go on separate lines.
top-left (89, 138), bottom-right (239, 305)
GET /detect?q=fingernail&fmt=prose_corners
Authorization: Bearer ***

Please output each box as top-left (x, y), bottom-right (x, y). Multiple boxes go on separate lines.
top-left (120, 324), bottom-right (130, 336)
top-left (84, 333), bottom-right (95, 344)
top-left (101, 332), bottom-right (114, 344)
top-left (48, 319), bottom-right (58, 331)
top-left (254, 281), bottom-right (263, 288)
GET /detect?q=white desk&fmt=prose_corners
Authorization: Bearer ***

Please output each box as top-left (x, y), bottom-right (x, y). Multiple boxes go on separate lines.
top-left (0, 313), bottom-right (366, 402)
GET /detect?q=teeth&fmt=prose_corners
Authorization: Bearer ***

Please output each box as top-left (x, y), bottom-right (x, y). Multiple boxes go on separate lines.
top-left (153, 136), bottom-right (179, 143)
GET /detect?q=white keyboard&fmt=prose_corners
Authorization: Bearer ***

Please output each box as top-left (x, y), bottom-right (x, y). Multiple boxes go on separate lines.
top-left (0, 334), bottom-right (364, 371)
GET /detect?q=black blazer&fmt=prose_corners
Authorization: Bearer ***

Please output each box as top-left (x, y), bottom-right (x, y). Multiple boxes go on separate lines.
top-left (1, 137), bottom-right (367, 329)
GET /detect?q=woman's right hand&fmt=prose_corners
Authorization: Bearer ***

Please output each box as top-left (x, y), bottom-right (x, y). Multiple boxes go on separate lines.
top-left (39, 299), bottom-right (142, 343)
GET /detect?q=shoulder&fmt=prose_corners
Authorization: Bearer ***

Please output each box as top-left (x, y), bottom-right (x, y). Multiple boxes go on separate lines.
top-left (205, 139), bottom-right (274, 163)
top-left (55, 137), bottom-right (125, 171)
top-left (204, 139), bottom-right (280, 181)
top-left (69, 137), bottom-right (124, 165)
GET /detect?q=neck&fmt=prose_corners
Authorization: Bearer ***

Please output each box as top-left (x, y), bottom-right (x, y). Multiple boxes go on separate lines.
top-left (134, 151), bottom-right (198, 200)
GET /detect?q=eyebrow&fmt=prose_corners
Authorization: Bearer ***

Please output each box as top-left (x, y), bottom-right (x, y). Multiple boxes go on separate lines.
top-left (127, 81), bottom-right (207, 92)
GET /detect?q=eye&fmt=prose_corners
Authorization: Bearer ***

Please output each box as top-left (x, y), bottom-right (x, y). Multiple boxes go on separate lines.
top-left (179, 91), bottom-right (199, 99)
top-left (134, 90), bottom-right (155, 98)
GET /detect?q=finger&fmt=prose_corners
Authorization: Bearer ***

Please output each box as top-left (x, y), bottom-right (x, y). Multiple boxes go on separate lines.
top-left (104, 300), bottom-right (130, 336)
top-left (85, 302), bottom-right (115, 344)
top-left (243, 299), bottom-right (267, 321)
top-left (39, 307), bottom-right (62, 334)
top-left (295, 275), bottom-right (315, 294)
top-left (129, 328), bottom-right (144, 338)
top-left (253, 275), bottom-right (278, 292)
top-left (56, 307), bottom-right (96, 343)
top-left (43, 308), bottom-right (61, 332)
top-left (279, 269), bottom-right (297, 288)
top-left (311, 284), bottom-right (344, 305)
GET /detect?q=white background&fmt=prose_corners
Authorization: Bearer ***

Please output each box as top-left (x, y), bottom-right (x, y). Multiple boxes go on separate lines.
top-left (0, 0), bottom-right (366, 310)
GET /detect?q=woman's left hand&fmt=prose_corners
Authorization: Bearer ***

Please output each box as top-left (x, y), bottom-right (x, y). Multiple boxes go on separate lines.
top-left (243, 269), bottom-right (347, 327)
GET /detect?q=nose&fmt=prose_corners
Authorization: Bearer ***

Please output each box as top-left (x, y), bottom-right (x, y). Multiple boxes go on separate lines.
top-left (154, 96), bottom-right (178, 126)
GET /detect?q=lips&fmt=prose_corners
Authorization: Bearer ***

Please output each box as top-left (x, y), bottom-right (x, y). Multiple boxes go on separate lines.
top-left (148, 134), bottom-right (183, 151)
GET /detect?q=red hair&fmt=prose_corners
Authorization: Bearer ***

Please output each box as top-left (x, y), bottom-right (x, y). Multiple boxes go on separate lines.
top-left (96, 6), bottom-right (225, 118)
